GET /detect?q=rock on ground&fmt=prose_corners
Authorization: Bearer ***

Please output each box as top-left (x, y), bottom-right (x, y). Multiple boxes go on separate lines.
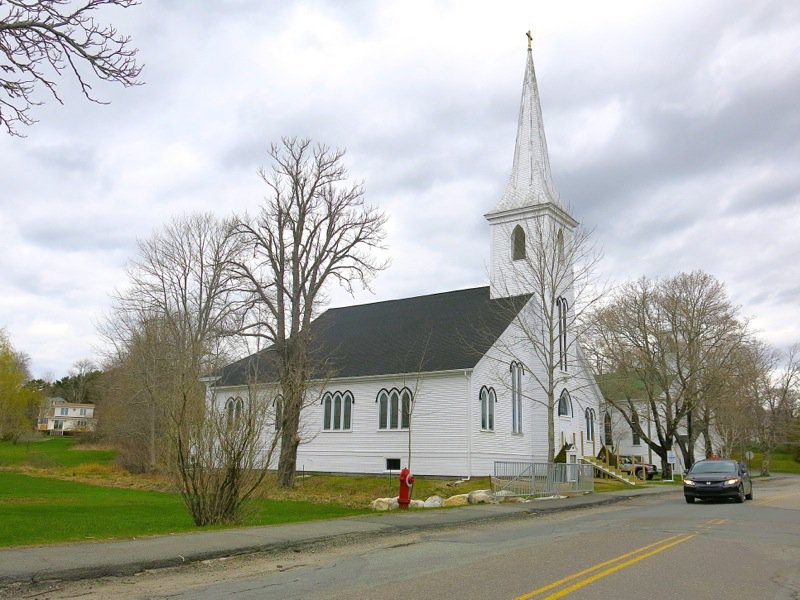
top-left (468, 490), bottom-right (496, 504)
top-left (423, 495), bottom-right (444, 508)
top-left (443, 494), bottom-right (469, 507)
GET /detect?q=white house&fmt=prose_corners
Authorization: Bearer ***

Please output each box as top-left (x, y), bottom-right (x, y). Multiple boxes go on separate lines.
top-left (209, 43), bottom-right (605, 477)
top-left (37, 397), bottom-right (96, 436)
top-left (602, 399), bottom-right (721, 476)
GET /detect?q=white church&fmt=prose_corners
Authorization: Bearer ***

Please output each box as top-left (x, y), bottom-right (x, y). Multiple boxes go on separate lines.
top-left (210, 42), bottom-right (605, 477)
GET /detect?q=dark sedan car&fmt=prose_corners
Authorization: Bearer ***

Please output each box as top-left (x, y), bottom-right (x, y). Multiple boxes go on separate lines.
top-left (683, 459), bottom-right (753, 504)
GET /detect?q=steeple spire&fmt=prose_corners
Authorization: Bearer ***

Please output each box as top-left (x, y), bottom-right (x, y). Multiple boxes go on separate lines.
top-left (489, 36), bottom-right (560, 214)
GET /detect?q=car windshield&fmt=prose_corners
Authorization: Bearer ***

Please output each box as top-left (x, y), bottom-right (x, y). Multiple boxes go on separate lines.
top-left (690, 461), bottom-right (737, 475)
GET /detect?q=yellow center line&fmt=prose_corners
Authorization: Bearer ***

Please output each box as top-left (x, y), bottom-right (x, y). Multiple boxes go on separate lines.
top-left (513, 534), bottom-right (688, 600)
top-left (515, 518), bottom-right (729, 600)
top-left (539, 534), bottom-right (696, 600)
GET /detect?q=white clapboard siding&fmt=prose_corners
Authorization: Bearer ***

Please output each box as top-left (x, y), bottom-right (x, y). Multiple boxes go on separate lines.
top-left (207, 295), bottom-right (603, 476)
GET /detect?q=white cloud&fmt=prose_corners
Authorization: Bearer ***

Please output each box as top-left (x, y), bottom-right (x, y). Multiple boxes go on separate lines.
top-left (1, 0), bottom-right (798, 377)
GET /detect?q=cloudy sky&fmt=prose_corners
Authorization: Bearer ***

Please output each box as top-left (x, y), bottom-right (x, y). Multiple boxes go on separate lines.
top-left (1, 0), bottom-right (798, 379)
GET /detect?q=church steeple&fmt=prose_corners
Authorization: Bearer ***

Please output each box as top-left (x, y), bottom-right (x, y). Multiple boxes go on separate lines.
top-left (489, 34), bottom-right (560, 214)
top-left (485, 36), bottom-right (576, 300)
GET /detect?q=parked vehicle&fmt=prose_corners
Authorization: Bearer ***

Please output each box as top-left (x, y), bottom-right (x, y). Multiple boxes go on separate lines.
top-left (618, 455), bottom-right (658, 480)
top-left (683, 459), bottom-right (753, 504)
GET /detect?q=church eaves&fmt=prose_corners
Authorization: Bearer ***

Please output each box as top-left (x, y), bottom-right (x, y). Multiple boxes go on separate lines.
top-left (489, 39), bottom-right (560, 214)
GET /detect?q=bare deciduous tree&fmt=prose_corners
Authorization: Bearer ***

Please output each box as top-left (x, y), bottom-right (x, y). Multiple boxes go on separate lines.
top-left (588, 271), bottom-right (746, 476)
top-left (230, 137), bottom-right (388, 488)
top-left (173, 379), bottom-right (280, 526)
top-left (99, 213), bottom-right (243, 473)
top-left (0, 0), bottom-right (142, 135)
top-left (709, 343), bottom-right (760, 458)
top-left (750, 343), bottom-right (800, 476)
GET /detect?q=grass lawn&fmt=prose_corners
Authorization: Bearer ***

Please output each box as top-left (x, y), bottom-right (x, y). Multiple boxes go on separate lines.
top-left (0, 437), bottom-right (116, 469)
top-left (3, 437), bottom-right (796, 548)
top-left (262, 472), bottom-right (494, 507)
top-left (0, 471), bottom-right (366, 548)
top-left (731, 450), bottom-right (800, 475)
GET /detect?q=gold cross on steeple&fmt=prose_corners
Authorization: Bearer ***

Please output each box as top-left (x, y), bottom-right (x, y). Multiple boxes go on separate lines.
top-left (526, 30), bottom-right (532, 49)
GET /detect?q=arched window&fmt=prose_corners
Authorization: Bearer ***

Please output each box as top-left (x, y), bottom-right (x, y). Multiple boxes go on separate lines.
top-left (557, 228), bottom-right (564, 262)
top-left (225, 396), bottom-right (244, 429)
top-left (323, 393), bottom-right (332, 430)
top-left (378, 390), bottom-right (388, 429)
top-left (343, 391), bottom-right (353, 430)
top-left (274, 395), bottom-right (283, 432)
top-left (322, 391), bottom-right (354, 431)
top-left (512, 225), bottom-right (526, 260)
top-left (510, 362), bottom-right (523, 433)
top-left (479, 386), bottom-right (496, 431)
top-left (557, 297), bottom-right (568, 371)
top-left (585, 408), bottom-right (595, 441)
top-left (558, 389), bottom-right (572, 417)
top-left (377, 387), bottom-right (412, 430)
top-left (604, 412), bottom-right (613, 446)
top-left (333, 393), bottom-right (342, 430)
top-left (401, 388), bottom-right (411, 429)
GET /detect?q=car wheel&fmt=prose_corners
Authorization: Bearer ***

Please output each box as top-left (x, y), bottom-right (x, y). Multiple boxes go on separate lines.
top-left (745, 486), bottom-right (753, 501)
top-left (685, 496), bottom-right (695, 504)
top-left (735, 484), bottom-right (745, 503)
top-left (636, 469), bottom-right (646, 480)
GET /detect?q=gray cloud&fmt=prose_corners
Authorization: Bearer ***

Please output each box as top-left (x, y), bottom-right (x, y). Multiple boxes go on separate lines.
top-left (1, 0), bottom-right (798, 377)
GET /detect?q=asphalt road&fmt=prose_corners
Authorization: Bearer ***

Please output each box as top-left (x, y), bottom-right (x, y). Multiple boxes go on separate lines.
top-left (16, 475), bottom-right (800, 600)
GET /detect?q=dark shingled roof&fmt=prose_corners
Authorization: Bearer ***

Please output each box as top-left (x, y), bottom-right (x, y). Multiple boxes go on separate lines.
top-left (218, 286), bottom-right (531, 386)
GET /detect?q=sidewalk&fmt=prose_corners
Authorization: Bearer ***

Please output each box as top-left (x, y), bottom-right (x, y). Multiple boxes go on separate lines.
top-left (0, 485), bottom-right (680, 585)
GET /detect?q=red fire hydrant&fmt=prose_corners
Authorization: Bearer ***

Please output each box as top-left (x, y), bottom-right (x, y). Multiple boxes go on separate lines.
top-left (398, 467), bottom-right (414, 509)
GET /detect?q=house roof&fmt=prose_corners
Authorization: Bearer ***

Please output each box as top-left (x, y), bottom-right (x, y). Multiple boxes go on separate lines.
top-left (218, 286), bottom-right (530, 386)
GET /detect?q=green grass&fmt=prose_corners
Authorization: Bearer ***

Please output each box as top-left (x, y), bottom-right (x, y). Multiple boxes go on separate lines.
top-left (0, 437), bottom-right (116, 469)
top-left (0, 471), bottom-right (366, 548)
top-left (731, 450), bottom-right (800, 475)
top-left (4, 437), bottom-right (794, 548)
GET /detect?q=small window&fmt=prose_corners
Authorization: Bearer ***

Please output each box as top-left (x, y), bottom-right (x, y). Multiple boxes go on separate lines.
top-left (479, 386), bottom-right (496, 431)
top-left (512, 225), bottom-right (526, 260)
top-left (401, 389), bottom-right (411, 429)
top-left (322, 391), bottom-right (353, 431)
top-left (558, 389), bottom-right (572, 417)
top-left (60, 408), bottom-right (68, 416)
top-left (323, 394), bottom-right (332, 430)
top-left (510, 362), bottom-right (523, 433)
top-left (585, 408), bottom-right (595, 441)
top-left (377, 388), bottom-right (413, 430)
top-left (386, 458), bottom-right (401, 470)
top-left (557, 297), bottom-right (568, 371)
top-left (390, 391), bottom-right (399, 429)
top-left (225, 397), bottom-right (244, 429)
top-left (378, 392), bottom-right (388, 429)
